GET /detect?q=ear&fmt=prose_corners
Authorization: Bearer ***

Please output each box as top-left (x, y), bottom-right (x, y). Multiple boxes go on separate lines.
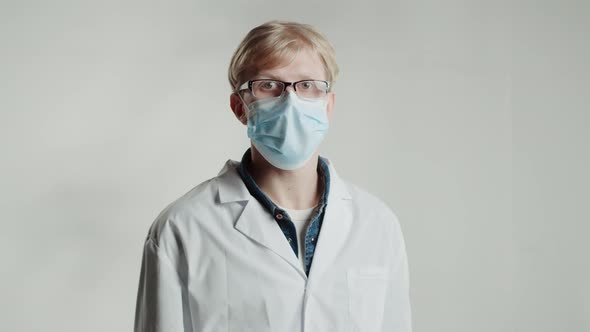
top-left (326, 91), bottom-right (335, 120)
top-left (230, 92), bottom-right (248, 125)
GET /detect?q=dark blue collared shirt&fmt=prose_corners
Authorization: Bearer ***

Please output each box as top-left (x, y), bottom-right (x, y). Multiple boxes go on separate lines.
top-left (237, 148), bottom-right (331, 276)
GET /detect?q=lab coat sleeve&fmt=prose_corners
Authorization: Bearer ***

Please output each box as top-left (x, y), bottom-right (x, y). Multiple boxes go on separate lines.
top-left (134, 237), bottom-right (192, 332)
top-left (381, 231), bottom-right (413, 331)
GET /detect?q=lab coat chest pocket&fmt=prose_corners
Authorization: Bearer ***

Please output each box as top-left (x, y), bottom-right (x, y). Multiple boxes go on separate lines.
top-left (347, 266), bottom-right (389, 331)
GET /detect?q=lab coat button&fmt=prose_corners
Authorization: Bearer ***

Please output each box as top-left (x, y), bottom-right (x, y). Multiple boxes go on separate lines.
top-left (276, 213), bottom-right (284, 220)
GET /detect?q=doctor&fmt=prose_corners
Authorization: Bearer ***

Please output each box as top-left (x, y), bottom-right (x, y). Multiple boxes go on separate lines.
top-left (134, 20), bottom-right (412, 332)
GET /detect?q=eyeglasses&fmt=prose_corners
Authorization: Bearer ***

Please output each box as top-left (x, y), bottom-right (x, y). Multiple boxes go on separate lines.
top-left (238, 79), bottom-right (330, 100)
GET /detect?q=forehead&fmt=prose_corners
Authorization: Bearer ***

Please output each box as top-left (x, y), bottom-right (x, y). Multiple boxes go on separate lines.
top-left (254, 48), bottom-right (326, 81)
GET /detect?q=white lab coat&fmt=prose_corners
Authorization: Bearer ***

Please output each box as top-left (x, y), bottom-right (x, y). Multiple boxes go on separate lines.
top-left (134, 158), bottom-right (412, 332)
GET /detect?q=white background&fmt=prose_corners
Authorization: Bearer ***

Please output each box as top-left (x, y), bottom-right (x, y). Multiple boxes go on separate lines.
top-left (1, 0), bottom-right (588, 331)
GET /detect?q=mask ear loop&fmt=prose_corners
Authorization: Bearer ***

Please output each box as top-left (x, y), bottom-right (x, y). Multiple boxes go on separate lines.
top-left (235, 85), bottom-right (256, 123)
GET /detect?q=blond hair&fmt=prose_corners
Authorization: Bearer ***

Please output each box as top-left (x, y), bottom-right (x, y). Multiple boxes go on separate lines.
top-left (228, 20), bottom-right (339, 92)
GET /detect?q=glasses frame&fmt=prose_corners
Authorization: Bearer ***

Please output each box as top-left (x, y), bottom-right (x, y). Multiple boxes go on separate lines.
top-left (238, 79), bottom-right (331, 99)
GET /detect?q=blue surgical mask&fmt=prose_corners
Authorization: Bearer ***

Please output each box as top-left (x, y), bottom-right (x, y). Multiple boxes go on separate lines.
top-left (243, 91), bottom-right (329, 170)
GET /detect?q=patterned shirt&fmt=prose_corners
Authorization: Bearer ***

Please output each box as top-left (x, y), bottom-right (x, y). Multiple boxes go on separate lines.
top-left (237, 148), bottom-right (331, 276)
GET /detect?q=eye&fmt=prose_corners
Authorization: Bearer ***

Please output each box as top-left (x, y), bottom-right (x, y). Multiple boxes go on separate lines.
top-left (260, 81), bottom-right (277, 90)
top-left (300, 81), bottom-right (313, 89)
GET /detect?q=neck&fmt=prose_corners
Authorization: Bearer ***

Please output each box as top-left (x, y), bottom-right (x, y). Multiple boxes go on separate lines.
top-left (248, 146), bottom-right (321, 210)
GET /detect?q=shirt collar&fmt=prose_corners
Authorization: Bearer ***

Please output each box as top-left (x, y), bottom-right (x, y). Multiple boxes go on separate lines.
top-left (237, 148), bottom-right (331, 216)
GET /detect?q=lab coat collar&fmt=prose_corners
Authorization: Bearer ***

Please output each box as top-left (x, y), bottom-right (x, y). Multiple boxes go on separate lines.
top-left (216, 156), bottom-right (352, 204)
top-left (216, 159), bottom-right (249, 204)
top-left (215, 155), bottom-right (353, 283)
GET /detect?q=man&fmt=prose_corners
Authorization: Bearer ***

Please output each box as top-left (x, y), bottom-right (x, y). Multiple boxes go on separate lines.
top-left (134, 20), bottom-right (412, 332)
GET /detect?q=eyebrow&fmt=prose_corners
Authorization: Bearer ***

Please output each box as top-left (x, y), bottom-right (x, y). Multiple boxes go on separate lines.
top-left (253, 77), bottom-right (320, 82)
top-left (253, 73), bottom-right (319, 81)
top-left (253, 73), bottom-right (281, 80)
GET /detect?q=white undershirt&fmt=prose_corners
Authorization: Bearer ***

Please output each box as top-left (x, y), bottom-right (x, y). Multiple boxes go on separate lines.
top-left (278, 205), bottom-right (317, 271)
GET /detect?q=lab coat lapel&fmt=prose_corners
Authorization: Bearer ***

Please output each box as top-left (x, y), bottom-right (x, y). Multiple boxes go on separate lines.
top-left (235, 199), bottom-right (306, 278)
top-left (306, 161), bottom-right (354, 287)
top-left (216, 160), bottom-right (306, 279)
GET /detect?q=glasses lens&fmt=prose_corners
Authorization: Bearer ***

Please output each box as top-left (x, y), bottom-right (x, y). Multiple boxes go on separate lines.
top-left (251, 80), bottom-right (285, 99)
top-left (295, 80), bottom-right (328, 99)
